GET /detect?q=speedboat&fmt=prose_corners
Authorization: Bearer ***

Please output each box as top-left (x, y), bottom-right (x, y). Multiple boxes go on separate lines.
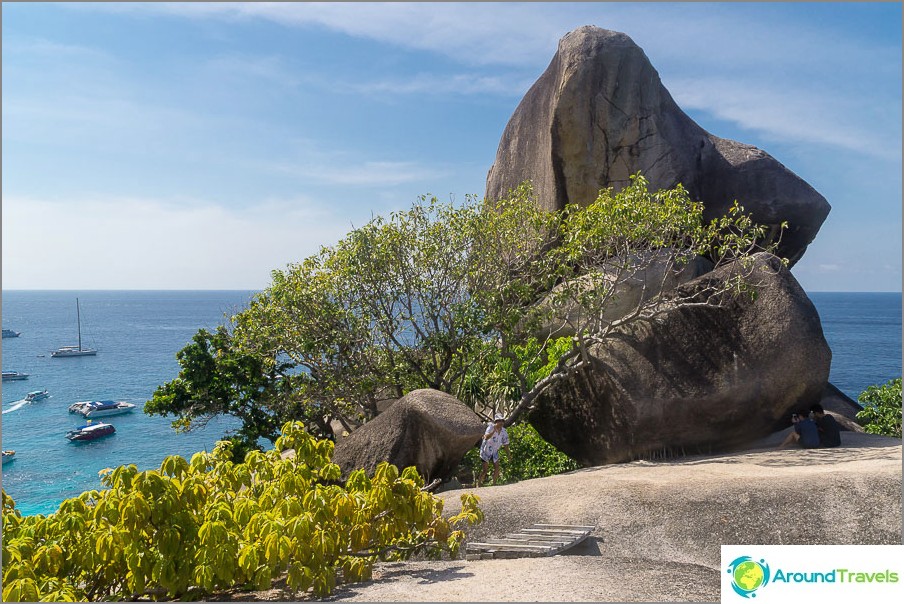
top-left (2, 371), bottom-right (29, 381)
top-left (69, 400), bottom-right (136, 418)
top-left (2, 329), bottom-right (20, 338)
top-left (25, 390), bottom-right (50, 402)
top-left (66, 422), bottom-right (115, 442)
top-left (1, 450), bottom-right (15, 464)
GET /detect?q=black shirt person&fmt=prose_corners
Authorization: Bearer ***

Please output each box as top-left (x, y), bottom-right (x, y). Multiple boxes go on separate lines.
top-left (810, 404), bottom-right (841, 448)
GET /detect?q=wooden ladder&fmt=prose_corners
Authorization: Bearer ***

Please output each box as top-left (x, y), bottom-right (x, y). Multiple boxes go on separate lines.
top-left (465, 523), bottom-right (595, 560)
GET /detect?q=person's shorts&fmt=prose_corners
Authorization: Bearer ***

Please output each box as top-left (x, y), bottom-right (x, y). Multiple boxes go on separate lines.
top-left (480, 448), bottom-right (501, 463)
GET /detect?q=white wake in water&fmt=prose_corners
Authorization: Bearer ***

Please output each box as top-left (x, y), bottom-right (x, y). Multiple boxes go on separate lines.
top-left (2, 400), bottom-right (29, 414)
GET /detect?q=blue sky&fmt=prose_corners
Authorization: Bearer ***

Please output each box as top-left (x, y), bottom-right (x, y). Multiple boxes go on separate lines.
top-left (2, 2), bottom-right (901, 291)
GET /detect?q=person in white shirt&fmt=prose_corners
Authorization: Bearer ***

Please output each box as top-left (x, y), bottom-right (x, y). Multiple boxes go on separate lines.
top-left (477, 413), bottom-right (510, 486)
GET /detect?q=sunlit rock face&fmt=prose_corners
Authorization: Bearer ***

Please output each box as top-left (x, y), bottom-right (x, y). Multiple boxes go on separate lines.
top-left (485, 26), bottom-right (830, 267)
top-left (529, 254), bottom-right (831, 465)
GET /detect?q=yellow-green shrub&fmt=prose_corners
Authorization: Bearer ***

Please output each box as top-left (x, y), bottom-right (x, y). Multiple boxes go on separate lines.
top-left (2, 421), bottom-right (482, 601)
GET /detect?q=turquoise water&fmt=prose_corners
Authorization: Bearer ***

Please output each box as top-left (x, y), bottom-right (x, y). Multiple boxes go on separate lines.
top-left (1, 290), bottom-right (901, 516)
top-left (1, 291), bottom-right (255, 515)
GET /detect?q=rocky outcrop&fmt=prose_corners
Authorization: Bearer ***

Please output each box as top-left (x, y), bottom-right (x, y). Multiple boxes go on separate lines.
top-left (249, 434), bottom-right (902, 601)
top-left (485, 26), bottom-right (830, 266)
top-left (429, 433), bottom-right (902, 602)
top-left (528, 253), bottom-right (832, 466)
top-left (331, 389), bottom-right (485, 481)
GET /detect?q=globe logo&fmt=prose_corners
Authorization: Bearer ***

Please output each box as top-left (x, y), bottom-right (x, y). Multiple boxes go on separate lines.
top-left (726, 556), bottom-right (771, 598)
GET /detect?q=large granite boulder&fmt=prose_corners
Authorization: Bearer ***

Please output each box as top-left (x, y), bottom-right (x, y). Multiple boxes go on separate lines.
top-left (528, 253), bottom-right (832, 466)
top-left (331, 388), bottom-right (485, 481)
top-left (485, 26), bottom-right (830, 266)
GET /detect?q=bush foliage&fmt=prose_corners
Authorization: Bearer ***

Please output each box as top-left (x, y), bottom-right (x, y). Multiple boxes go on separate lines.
top-left (1, 423), bottom-right (482, 602)
top-left (460, 422), bottom-right (579, 484)
top-left (856, 377), bottom-right (902, 438)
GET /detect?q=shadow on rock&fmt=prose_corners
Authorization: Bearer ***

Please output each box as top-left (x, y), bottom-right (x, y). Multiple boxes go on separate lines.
top-left (326, 563), bottom-right (475, 600)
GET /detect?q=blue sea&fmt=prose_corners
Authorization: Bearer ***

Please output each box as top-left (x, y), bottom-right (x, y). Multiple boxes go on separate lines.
top-left (1, 290), bottom-right (901, 516)
top-left (1, 291), bottom-right (254, 516)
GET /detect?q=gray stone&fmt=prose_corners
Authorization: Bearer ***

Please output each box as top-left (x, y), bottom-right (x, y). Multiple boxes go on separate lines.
top-left (818, 382), bottom-right (864, 421)
top-left (528, 253), bottom-right (832, 465)
top-left (828, 411), bottom-right (865, 433)
top-left (331, 388), bottom-right (485, 481)
top-left (485, 26), bottom-right (830, 266)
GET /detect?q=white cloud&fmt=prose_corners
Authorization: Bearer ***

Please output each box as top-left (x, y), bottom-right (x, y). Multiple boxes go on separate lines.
top-left (1, 195), bottom-right (359, 290)
top-left (11, 2), bottom-right (898, 293)
top-left (2, 36), bottom-right (113, 61)
top-left (261, 139), bottom-right (453, 187)
top-left (273, 159), bottom-right (451, 187)
top-left (204, 54), bottom-right (302, 88)
top-left (668, 78), bottom-right (902, 162)
top-left (70, 2), bottom-right (900, 75)
top-left (70, 2), bottom-right (570, 67)
top-left (67, 2), bottom-right (901, 158)
top-left (344, 72), bottom-right (533, 98)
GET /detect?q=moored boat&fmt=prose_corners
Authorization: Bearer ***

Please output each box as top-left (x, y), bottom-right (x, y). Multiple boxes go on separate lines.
top-left (2, 450), bottom-right (15, 464)
top-left (69, 400), bottom-right (136, 418)
top-left (51, 345), bottom-right (97, 358)
top-left (51, 298), bottom-right (97, 357)
top-left (2, 371), bottom-right (30, 381)
top-left (25, 390), bottom-right (50, 402)
top-left (2, 329), bottom-right (20, 338)
top-left (66, 422), bottom-right (116, 441)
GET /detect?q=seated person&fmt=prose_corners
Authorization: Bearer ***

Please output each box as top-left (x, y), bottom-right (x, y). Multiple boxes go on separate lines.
top-left (778, 410), bottom-right (820, 449)
top-left (810, 403), bottom-right (841, 448)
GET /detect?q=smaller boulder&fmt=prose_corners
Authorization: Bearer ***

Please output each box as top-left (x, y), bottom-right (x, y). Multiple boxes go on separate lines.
top-left (817, 382), bottom-right (864, 421)
top-left (332, 389), bottom-right (485, 482)
top-left (828, 411), bottom-right (864, 433)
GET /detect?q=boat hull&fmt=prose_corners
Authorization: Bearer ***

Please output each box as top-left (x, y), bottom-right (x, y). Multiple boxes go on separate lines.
top-left (51, 349), bottom-right (97, 358)
top-left (70, 401), bottom-right (136, 417)
top-left (66, 425), bottom-right (116, 441)
top-left (2, 372), bottom-right (29, 381)
top-left (83, 406), bottom-right (135, 418)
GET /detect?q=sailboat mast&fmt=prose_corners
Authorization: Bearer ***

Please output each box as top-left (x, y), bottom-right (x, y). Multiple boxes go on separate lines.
top-left (77, 298), bottom-right (82, 352)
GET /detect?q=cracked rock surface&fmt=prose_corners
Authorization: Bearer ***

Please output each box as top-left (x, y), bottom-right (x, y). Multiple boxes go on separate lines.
top-left (485, 26), bottom-right (830, 266)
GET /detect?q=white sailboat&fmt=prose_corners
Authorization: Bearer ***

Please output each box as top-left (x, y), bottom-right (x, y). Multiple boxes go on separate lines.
top-left (51, 298), bottom-right (97, 357)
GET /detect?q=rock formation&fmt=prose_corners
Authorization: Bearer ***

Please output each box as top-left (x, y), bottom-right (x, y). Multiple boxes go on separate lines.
top-left (817, 382), bottom-right (864, 420)
top-left (331, 388), bottom-right (485, 481)
top-left (528, 253), bottom-right (832, 466)
top-left (485, 26), bottom-right (830, 266)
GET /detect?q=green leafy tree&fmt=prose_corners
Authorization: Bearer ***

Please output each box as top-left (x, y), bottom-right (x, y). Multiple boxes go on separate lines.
top-left (148, 174), bottom-right (781, 448)
top-left (467, 175), bottom-right (783, 423)
top-left (856, 378), bottom-right (902, 438)
top-left (1, 423), bottom-right (482, 602)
